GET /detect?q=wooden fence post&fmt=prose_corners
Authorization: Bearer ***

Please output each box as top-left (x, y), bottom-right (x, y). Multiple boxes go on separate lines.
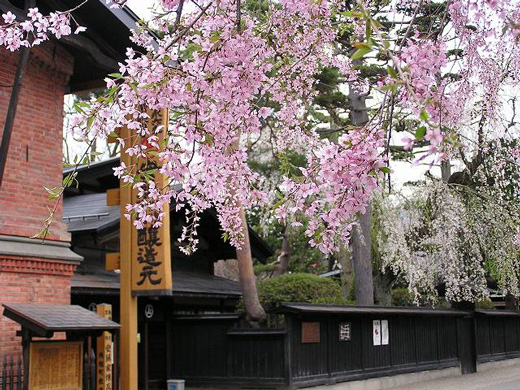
top-left (456, 307), bottom-right (477, 375)
top-left (15, 358), bottom-right (22, 390)
top-left (283, 314), bottom-right (293, 389)
top-left (90, 348), bottom-right (97, 390)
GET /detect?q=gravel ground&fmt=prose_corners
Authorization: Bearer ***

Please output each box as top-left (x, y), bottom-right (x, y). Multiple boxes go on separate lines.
top-left (387, 362), bottom-right (520, 390)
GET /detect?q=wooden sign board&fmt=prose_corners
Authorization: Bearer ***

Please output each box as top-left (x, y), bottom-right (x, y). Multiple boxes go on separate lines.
top-left (29, 341), bottom-right (82, 390)
top-left (373, 320), bottom-right (381, 346)
top-left (372, 319), bottom-right (389, 346)
top-left (381, 319), bottom-right (389, 345)
top-left (97, 304), bottom-right (113, 390)
top-left (339, 322), bottom-right (352, 341)
top-left (301, 322), bottom-right (320, 344)
top-left (129, 109), bottom-right (173, 296)
top-left (131, 215), bottom-right (172, 295)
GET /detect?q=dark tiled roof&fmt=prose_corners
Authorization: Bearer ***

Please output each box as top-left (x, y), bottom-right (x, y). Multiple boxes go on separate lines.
top-left (72, 258), bottom-right (242, 297)
top-left (476, 309), bottom-right (520, 317)
top-left (2, 1), bottom-right (142, 93)
top-left (2, 303), bottom-right (120, 337)
top-left (275, 303), bottom-right (468, 317)
top-left (63, 192), bottom-right (119, 233)
top-left (63, 157), bottom-right (120, 196)
top-left (172, 271), bottom-right (242, 296)
top-left (63, 191), bottom-right (274, 261)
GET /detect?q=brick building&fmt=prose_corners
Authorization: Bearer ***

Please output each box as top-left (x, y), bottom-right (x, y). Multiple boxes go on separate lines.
top-left (0, 0), bottom-right (139, 359)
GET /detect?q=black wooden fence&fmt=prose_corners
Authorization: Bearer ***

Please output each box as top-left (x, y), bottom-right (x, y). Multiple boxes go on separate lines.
top-left (282, 304), bottom-right (462, 388)
top-left (168, 303), bottom-right (520, 389)
top-left (0, 356), bottom-right (23, 390)
top-left (170, 315), bottom-right (286, 387)
top-left (476, 310), bottom-right (520, 362)
top-left (4, 305), bottom-right (519, 390)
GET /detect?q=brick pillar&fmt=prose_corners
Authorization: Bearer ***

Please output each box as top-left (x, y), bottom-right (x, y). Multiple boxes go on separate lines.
top-left (0, 42), bottom-right (82, 360)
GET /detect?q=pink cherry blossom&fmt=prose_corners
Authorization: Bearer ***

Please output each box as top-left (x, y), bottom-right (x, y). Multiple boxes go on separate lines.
top-left (424, 128), bottom-right (443, 147)
top-left (2, 12), bottom-right (15, 24)
top-left (4, 0), bottom-right (519, 258)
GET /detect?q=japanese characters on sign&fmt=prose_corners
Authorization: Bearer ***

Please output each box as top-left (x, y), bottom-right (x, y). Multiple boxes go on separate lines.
top-left (373, 319), bottom-right (389, 346)
top-left (136, 225), bottom-right (163, 286)
top-left (97, 304), bottom-right (113, 390)
top-left (130, 110), bottom-right (173, 295)
top-left (381, 319), bottom-right (389, 345)
top-left (373, 320), bottom-right (381, 346)
top-left (339, 322), bottom-right (351, 341)
top-left (29, 341), bottom-right (82, 390)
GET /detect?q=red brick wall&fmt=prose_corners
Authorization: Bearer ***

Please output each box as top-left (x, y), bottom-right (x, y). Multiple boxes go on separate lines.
top-left (0, 256), bottom-right (75, 359)
top-left (0, 42), bottom-right (74, 241)
top-left (0, 42), bottom-right (77, 360)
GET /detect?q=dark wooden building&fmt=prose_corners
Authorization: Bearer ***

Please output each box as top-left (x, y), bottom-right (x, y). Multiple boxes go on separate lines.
top-left (62, 158), bottom-right (273, 389)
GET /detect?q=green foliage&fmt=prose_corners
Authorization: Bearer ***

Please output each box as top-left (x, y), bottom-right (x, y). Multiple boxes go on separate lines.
top-left (245, 0), bottom-right (271, 20)
top-left (312, 66), bottom-right (348, 113)
top-left (247, 212), bottom-right (326, 274)
top-left (249, 273), bottom-right (353, 312)
top-left (347, 280), bottom-right (356, 302)
top-left (391, 288), bottom-right (415, 307)
top-left (313, 91), bottom-right (348, 110)
top-left (390, 287), bottom-right (449, 307)
top-left (475, 298), bottom-right (495, 310)
top-left (354, 64), bottom-right (386, 83)
top-left (253, 262), bottom-right (278, 276)
top-left (314, 66), bottom-right (342, 94)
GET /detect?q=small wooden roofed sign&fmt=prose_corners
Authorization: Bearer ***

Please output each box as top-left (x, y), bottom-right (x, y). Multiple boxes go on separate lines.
top-left (2, 303), bottom-right (120, 338)
top-left (3, 304), bottom-right (120, 390)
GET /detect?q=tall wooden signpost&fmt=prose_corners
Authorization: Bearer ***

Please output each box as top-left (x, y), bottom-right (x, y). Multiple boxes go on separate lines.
top-left (107, 109), bottom-right (172, 390)
top-left (96, 304), bottom-right (113, 390)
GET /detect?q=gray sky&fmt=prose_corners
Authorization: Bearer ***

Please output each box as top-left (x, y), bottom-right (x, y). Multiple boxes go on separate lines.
top-left (126, 0), bottom-right (154, 19)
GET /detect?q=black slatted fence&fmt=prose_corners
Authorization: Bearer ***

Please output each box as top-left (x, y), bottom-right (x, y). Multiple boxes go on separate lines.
top-left (0, 356), bottom-right (23, 390)
top-left (285, 309), bottom-right (461, 387)
top-left (476, 311), bottom-right (520, 362)
top-left (168, 305), bottom-right (520, 389)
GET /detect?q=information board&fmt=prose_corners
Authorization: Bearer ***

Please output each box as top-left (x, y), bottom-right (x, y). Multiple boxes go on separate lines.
top-left (373, 320), bottom-right (381, 346)
top-left (301, 322), bottom-right (320, 343)
top-left (381, 319), bottom-right (389, 345)
top-left (339, 322), bottom-right (352, 341)
top-left (29, 341), bottom-right (83, 390)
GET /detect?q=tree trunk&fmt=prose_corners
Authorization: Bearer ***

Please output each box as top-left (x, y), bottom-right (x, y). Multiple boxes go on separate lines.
top-left (373, 272), bottom-right (393, 306)
top-left (441, 160), bottom-right (451, 183)
top-left (349, 84), bottom-right (374, 305)
top-left (338, 243), bottom-right (353, 300)
top-left (505, 293), bottom-right (519, 311)
top-left (274, 225), bottom-right (290, 276)
top-left (352, 203), bottom-right (374, 305)
top-left (236, 205), bottom-right (266, 326)
top-left (227, 137), bottom-right (266, 326)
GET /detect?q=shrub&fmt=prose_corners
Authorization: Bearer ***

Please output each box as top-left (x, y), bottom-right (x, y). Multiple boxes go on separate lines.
top-left (254, 273), bottom-right (352, 312)
top-left (475, 298), bottom-right (495, 309)
top-left (391, 288), bottom-right (415, 307)
top-left (390, 288), bottom-right (450, 308)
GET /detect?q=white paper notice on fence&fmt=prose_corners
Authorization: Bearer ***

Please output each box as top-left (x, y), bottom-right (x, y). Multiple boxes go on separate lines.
top-left (381, 320), bottom-right (389, 345)
top-left (373, 320), bottom-right (381, 346)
